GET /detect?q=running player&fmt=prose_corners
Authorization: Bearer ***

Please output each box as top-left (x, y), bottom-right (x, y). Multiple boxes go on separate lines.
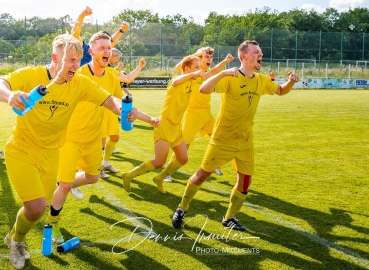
top-left (163, 47), bottom-right (234, 182)
top-left (48, 32), bottom-right (159, 243)
top-left (0, 33), bottom-right (127, 269)
top-left (171, 40), bottom-right (300, 231)
top-left (121, 55), bottom-right (204, 194)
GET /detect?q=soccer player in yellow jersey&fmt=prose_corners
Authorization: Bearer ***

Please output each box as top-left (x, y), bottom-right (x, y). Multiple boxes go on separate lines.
top-left (0, 33), bottom-right (129, 269)
top-left (72, 6), bottom-right (129, 66)
top-left (48, 32), bottom-right (159, 244)
top-left (172, 40), bottom-right (300, 231)
top-left (164, 47), bottom-right (234, 182)
top-left (121, 55), bottom-right (204, 194)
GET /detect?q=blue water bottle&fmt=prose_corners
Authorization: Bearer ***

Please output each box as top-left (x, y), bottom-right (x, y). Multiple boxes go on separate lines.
top-left (12, 85), bottom-right (48, 116)
top-left (56, 237), bottom-right (81, 253)
top-left (42, 224), bottom-right (52, 256)
top-left (121, 95), bottom-right (133, 131)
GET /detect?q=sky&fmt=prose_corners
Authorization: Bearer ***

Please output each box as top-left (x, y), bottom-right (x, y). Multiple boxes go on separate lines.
top-left (0, 0), bottom-right (368, 25)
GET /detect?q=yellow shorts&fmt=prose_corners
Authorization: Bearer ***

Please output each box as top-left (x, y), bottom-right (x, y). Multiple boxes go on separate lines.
top-left (102, 112), bottom-right (119, 137)
top-left (201, 138), bottom-right (254, 175)
top-left (4, 140), bottom-right (59, 204)
top-left (182, 109), bottom-right (215, 144)
top-left (153, 119), bottom-right (184, 148)
top-left (58, 140), bottom-right (102, 183)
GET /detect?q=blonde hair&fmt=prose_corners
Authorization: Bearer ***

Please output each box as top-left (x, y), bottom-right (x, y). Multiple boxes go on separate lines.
top-left (195, 46), bottom-right (214, 58)
top-left (181, 55), bottom-right (199, 71)
top-left (111, 48), bottom-right (122, 56)
top-left (52, 34), bottom-right (83, 57)
top-left (238, 40), bottom-right (259, 61)
top-left (89, 31), bottom-right (112, 47)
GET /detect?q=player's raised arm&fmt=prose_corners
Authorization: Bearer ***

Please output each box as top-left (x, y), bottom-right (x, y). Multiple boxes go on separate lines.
top-left (71, 6), bottom-right (93, 46)
top-left (111, 21), bottom-right (130, 47)
top-left (117, 58), bottom-right (146, 83)
top-left (200, 67), bottom-right (239, 94)
top-left (276, 72), bottom-right (300, 96)
top-left (202, 53), bottom-right (235, 81)
top-left (172, 69), bottom-right (204, 86)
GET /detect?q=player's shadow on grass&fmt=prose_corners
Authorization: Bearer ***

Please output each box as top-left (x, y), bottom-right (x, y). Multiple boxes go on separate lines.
top-left (248, 190), bottom-right (369, 258)
top-left (217, 180), bottom-right (234, 188)
top-left (132, 124), bottom-right (154, 131)
top-left (77, 241), bottom-right (170, 270)
top-left (121, 180), bottom-right (366, 269)
top-left (110, 155), bottom-right (146, 169)
top-left (100, 174), bottom-right (124, 189)
top-left (78, 179), bottom-right (362, 269)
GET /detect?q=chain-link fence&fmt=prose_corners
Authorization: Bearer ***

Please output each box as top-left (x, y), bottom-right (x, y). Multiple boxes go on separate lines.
top-left (1, 22), bottom-right (368, 78)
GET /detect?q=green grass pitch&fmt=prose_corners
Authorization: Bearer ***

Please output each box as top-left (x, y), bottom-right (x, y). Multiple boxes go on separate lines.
top-left (0, 89), bottom-right (368, 269)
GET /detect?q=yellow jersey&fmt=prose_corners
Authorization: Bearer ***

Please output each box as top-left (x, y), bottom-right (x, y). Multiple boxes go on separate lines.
top-left (186, 76), bottom-right (211, 111)
top-left (65, 64), bottom-right (122, 144)
top-left (103, 67), bottom-right (124, 119)
top-left (160, 76), bottom-right (193, 125)
top-left (4, 65), bottom-right (111, 149)
top-left (211, 71), bottom-right (278, 145)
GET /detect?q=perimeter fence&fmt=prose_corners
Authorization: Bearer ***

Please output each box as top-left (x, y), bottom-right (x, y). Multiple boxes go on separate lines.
top-left (1, 22), bottom-right (368, 78)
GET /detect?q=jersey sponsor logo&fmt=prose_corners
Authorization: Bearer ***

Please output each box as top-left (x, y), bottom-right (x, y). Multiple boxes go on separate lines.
top-left (185, 85), bottom-right (192, 99)
top-left (37, 100), bottom-right (70, 120)
top-left (38, 100), bottom-right (70, 107)
top-left (48, 105), bottom-right (59, 120)
top-left (240, 91), bottom-right (259, 108)
top-left (240, 85), bottom-right (247, 88)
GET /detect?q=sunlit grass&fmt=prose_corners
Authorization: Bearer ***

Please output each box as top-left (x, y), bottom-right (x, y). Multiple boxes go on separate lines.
top-left (0, 90), bottom-right (368, 269)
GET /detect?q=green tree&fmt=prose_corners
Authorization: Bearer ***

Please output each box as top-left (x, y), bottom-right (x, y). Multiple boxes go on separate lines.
top-left (0, 39), bottom-right (15, 54)
top-left (337, 7), bottom-right (369, 33)
top-left (280, 9), bottom-right (323, 31)
top-left (112, 9), bottom-right (160, 29)
top-left (0, 13), bottom-right (24, 40)
top-left (321, 8), bottom-right (341, 32)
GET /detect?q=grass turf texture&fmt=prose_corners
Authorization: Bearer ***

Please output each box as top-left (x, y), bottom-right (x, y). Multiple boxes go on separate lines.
top-left (0, 89), bottom-right (368, 270)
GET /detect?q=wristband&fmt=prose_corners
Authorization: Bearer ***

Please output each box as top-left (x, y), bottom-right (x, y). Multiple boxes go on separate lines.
top-left (119, 29), bottom-right (124, 33)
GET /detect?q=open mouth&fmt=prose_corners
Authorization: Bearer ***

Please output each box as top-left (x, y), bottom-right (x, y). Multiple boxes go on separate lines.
top-left (102, 56), bottom-right (109, 63)
top-left (68, 71), bottom-right (75, 77)
top-left (257, 59), bottom-right (262, 66)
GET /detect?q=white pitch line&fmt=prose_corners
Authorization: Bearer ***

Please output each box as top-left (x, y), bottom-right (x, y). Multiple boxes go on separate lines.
top-left (0, 169), bottom-right (157, 260)
top-left (95, 180), bottom-right (156, 236)
top-left (119, 139), bottom-right (369, 269)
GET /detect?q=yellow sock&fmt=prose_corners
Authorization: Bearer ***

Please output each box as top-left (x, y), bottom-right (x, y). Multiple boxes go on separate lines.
top-left (48, 212), bottom-right (61, 223)
top-left (13, 207), bottom-right (39, 242)
top-left (154, 159), bottom-right (183, 181)
top-left (103, 139), bottom-right (117, 161)
top-left (224, 188), bottom-right (247, 220)
top-left (122, 161), bottom-right (155, 192)
top-left (179, 179), bottom-right (201, 211)
top-left (127, 160), bottom-right (155, 178)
